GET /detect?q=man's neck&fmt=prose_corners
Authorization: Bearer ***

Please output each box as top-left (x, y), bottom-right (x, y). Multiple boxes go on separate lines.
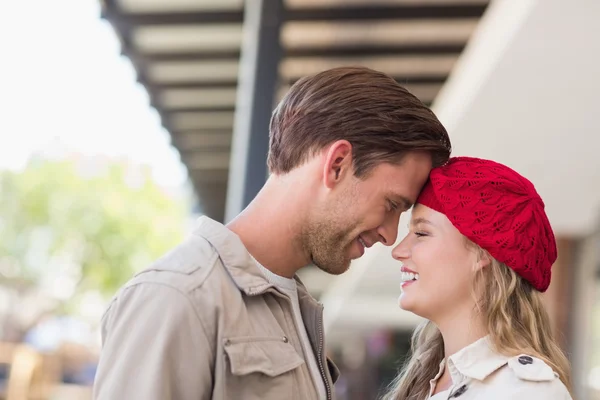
top-left (227, 176), bottom-right (312, 278)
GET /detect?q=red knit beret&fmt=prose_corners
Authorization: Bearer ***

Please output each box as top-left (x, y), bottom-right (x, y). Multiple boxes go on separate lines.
top-left (417, 157), bottom-right (557, 292)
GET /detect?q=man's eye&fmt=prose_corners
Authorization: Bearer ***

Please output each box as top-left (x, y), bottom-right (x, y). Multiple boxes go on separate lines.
top-left (414, 232), bottom-right (428, 237)
top-left (388, 201), bottom-right (399, 211)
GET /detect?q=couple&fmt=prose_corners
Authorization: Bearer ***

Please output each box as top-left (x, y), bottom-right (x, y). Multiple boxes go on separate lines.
top-left (93, 67), bottom-right (572, 400)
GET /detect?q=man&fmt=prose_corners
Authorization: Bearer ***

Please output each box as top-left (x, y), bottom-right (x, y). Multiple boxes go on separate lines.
top-left (93, 67), bottom-right (451, 400)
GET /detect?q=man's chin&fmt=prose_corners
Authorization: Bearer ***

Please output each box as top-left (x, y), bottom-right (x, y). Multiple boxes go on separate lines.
top-left (312, 258), bottom-right (351, 276)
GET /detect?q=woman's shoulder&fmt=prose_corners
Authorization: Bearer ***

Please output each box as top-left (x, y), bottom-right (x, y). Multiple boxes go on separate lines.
top-left (487, 354), bottom-right (572, 399)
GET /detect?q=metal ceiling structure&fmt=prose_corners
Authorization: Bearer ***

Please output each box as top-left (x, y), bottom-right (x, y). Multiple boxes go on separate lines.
top-left (101, 0), bottom-right (489, 222)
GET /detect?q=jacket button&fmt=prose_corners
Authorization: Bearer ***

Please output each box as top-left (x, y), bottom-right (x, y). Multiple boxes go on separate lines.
top-left (450, 384), bottom-right (468, 398)
top-left (518, 355), bottom-right (534, 365)
top-left (282, 336), bottom-right (289, 343)
top-left (224, 339), bottom-right (231, 346)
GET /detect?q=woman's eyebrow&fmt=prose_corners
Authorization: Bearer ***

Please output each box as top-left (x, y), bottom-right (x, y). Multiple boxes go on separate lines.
top-left (411, 217), bottom-right (433, 226)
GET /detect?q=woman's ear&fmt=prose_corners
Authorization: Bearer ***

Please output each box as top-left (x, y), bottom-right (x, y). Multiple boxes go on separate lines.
top-left (475, 250), bottom-right (492, 272)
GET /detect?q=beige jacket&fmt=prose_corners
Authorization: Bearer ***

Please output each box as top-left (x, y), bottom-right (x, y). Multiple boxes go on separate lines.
top-left (426, 336), bottom-right (572, 400)
top-left (93, 217), bottom-right (339, 400)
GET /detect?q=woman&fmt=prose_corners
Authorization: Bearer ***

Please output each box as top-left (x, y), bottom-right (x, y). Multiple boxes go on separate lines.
top-left (383, 157), bottom-right (572, 400)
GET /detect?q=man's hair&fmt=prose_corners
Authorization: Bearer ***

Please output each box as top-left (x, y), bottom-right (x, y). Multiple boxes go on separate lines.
top-left (268, 66), bottom-right (451, 176)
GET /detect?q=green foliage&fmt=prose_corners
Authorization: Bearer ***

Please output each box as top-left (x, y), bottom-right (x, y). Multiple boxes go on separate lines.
top-left (0, 158), bottom-right (189, 300)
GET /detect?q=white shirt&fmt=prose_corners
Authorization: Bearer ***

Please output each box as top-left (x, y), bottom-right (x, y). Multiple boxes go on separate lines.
top-left (429, 390), bottom-right (450, 400)
top-left (255, 262), bottom-right (328, 400)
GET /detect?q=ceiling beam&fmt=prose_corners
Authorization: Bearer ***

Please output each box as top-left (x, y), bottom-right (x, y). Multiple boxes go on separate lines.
top-left (133, 43), bottom-right (465, 62)
top-left (162, 105), bottom-right (236, 113)
top-left (133, 50), bottom-right (242, 62)
top-left (148, 80), bottom-right (238, 90)
top-left (101, 8), bottom-right (243, 26)
top-left (102, 4), bottom-right (487, 27)
top-left (287, 4), bottom-right (487, 22)
top-left (147, 75), bottom-right (447, 92)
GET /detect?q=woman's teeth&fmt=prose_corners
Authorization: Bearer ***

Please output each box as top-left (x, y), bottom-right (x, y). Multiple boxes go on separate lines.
top-left (401, 272), bottom-right (419, 282)
top-left (358, 237), bottom-right (366, 247)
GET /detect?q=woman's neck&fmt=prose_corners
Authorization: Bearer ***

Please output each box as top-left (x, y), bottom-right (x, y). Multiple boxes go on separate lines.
top-left (429, 308), bottom-right (486, 395)
top-left (435, 306), bottom-right (487, 361)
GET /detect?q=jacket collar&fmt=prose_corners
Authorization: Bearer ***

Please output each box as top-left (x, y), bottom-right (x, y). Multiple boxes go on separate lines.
top-left (192, 217), bottom-right (317, 303)
top-left (447, 336), bottom-right (510, 382)
top-left (192, 216), bottom-right (272, 295)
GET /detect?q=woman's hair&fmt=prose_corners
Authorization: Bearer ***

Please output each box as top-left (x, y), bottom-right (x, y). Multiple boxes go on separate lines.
top-left (382, 243), bottom-right (572, 400)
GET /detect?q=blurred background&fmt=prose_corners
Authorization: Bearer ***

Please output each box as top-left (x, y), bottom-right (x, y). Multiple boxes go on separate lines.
top-left (0, 0), bottom-right (599, 398)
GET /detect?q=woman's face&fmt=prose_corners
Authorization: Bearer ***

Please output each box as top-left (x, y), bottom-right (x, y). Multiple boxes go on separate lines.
top-left (392, 204), bottom-right (483, 321)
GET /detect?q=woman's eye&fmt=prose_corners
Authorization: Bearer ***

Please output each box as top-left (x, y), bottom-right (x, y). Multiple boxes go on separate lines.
top-left (414, 232), bottom-right (428, 237)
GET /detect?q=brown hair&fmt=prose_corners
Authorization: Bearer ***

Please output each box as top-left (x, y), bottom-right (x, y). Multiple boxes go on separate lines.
top-left (268, 66), bottom-right (451, 177)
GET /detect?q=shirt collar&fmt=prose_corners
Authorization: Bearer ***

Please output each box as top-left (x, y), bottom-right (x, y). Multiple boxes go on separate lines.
top-left (447, 336), bottom-right (510, 382)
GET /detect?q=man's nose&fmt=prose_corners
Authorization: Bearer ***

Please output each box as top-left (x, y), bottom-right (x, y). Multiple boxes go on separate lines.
top-left (376, 213), bottom-right (401, 246)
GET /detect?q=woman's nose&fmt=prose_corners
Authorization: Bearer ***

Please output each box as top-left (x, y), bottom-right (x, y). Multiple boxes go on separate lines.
top-left (391, 237), bottom-right (410, 261)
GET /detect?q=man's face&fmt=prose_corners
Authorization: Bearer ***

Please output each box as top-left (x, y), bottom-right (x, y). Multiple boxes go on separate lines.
top-left (304, 152), bottom-right (432, 275)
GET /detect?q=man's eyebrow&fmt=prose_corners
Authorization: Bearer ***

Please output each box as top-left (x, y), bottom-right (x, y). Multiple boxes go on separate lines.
top-left (391, 195), bottom-right (413, 210)
top-left (411, 217), bottom-right (433, 226)
top-left (397, 196), bottom-right (413, 210)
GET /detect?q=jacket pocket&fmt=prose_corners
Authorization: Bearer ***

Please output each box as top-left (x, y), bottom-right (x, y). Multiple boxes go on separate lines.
top-left (327, 357), bottom-right (341, 384)
top-left (222, 336), bottom-right (305, 400)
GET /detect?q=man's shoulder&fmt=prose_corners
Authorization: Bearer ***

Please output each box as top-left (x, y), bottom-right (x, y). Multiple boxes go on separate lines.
top-left (101, 234), bottom-right (243, 326)
top-left (118, 234), bottom-right (237, 301)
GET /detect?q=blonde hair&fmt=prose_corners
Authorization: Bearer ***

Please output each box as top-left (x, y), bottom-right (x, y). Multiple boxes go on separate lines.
top-left (382, 245), bottom-right (572, 400)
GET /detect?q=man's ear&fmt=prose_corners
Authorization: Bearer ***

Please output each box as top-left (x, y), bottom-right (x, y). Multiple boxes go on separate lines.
top-left (322, 140), bottom-right (353, 189)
